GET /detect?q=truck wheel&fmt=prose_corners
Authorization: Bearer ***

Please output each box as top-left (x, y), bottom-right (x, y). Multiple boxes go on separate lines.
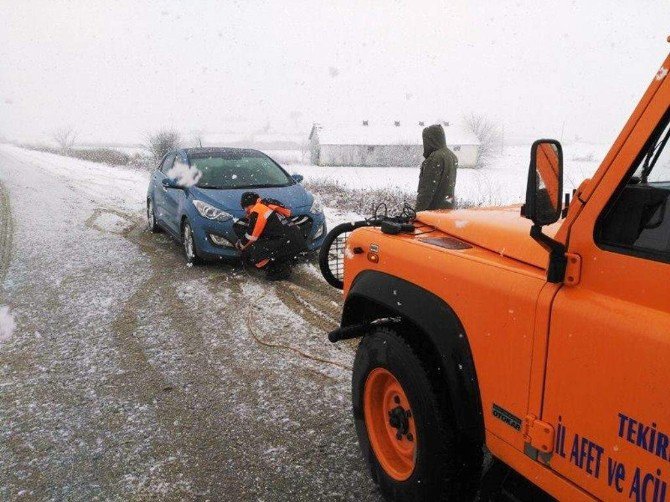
top-left (352, 328), bottom-right (480, 501)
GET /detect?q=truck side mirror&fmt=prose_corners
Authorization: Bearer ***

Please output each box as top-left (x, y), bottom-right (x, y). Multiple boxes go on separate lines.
top-left (522, 139), bottom-right (563, 226)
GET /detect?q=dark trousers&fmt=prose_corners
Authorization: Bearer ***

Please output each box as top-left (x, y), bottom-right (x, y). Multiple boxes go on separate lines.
top-left (234, 221), bottom-right (306, 267)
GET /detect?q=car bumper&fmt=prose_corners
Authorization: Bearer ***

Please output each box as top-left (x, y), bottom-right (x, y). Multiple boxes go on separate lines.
top-left (191, 212), bottom-right (327, 260)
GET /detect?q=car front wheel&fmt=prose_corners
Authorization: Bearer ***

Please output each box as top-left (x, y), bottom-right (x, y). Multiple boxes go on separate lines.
top-left (182, 219), bottom-right (203, 265)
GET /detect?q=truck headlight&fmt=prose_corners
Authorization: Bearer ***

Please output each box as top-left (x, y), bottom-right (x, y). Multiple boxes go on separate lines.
top-left (310, 195), bottom-right (323, 214)
top-left (193, 200), bottom-right (233, 221)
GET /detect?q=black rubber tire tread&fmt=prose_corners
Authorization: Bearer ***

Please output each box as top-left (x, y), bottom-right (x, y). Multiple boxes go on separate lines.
top-left (182, 219), bottom-right (204, 266)
top-left (352, 327), bottom-right (481, 501)
top-left (147, 199), bottom-right (161, 233)
top-left (319, 221), bottom-right (366, 289)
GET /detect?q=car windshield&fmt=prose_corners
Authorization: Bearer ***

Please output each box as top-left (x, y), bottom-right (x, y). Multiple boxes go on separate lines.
top-left (189, 151), bottom-right (293, 189)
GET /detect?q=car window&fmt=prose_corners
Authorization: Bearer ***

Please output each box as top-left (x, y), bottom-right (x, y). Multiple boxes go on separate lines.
top-left (161, 153), bottom-right (176, 174)
top-left (597, 109), bottom-right (670, 263)
top-left (189, 152), bottom-right (292, 189)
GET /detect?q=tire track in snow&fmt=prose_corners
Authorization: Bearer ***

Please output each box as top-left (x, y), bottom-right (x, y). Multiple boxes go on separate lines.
top-left (109, 220), bottom-right (251, 498)
top-left (274, 283), bottom-right (340, 332)
top-left (111, 219), bottom-right (304, 498)
top-left (0, 180), bottom-right (12, 293)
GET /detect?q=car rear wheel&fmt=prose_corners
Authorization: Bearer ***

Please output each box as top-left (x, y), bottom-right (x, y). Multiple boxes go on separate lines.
top-left (147, 199), bottom-right (160, 233)
top-left (182, 219), bottom-right (203, 265)
top-left (352, 328), bottom-right (481, 501)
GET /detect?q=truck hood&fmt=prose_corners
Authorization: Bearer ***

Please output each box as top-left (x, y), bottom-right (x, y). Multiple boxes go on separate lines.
top-left (417, 206), bottom-right (559, 269)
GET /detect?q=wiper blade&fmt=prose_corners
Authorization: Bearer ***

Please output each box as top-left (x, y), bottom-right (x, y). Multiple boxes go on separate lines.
top-left (197, 183), bottom-right (290, 189)
top-left (642, 123), bottom-right (670, 182)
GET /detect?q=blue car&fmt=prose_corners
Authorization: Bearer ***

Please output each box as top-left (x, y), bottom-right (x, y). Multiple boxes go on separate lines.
top-left (146, 147), bottom-right (326, 264)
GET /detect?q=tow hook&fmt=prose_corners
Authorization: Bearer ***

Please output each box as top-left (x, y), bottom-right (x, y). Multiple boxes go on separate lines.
top-left (327, 318), bottom-right (401, 343)
top-left (328, 323), bottom-right (370, 343)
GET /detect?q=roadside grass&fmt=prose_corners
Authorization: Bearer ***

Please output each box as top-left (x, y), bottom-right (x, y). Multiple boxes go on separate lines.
top-left (18, 144), bottom-right (153, 169)
top-left (305, 178), bottom-right (504, 218)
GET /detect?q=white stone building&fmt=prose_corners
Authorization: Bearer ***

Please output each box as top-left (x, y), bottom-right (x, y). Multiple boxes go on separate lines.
top-left (308, 122), bottom-right (480, 168)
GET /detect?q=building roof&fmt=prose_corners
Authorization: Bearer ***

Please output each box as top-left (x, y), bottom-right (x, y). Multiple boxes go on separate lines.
top-left (311, 123), bottom-right (480, 147)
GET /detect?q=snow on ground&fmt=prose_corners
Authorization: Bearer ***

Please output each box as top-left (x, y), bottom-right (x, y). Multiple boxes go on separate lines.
top-left (0, 306), bottom-right (14, 342)
top-left (0, 144), bottom-right (149, 212)
top-left (0, 145), bottom-right (376, 500)
top-left (289, 143), bottom-right (608, 207)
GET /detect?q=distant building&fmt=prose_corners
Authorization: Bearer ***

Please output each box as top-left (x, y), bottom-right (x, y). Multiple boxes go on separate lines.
top-left (308, 122), bottom-right (480, 168)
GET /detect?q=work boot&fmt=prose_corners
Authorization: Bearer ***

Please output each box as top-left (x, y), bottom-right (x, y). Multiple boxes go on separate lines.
top-left (266, 260), bottom-right (292, 281)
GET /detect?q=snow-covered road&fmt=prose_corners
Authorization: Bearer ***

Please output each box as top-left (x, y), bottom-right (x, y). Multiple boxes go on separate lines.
top-left (0, 146), bottom-right (378, 500)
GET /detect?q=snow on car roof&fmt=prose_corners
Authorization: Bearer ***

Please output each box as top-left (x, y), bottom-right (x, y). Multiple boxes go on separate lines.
top-left (312, 123), bottom-right (480, 147)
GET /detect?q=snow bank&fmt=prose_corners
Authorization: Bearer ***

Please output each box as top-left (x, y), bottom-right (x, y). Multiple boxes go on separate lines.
top-left (0, 145), bottom-right (149, 212)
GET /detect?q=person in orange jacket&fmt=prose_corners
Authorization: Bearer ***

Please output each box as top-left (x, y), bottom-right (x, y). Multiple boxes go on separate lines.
top-left (234, 192), bottom-right (306, 280)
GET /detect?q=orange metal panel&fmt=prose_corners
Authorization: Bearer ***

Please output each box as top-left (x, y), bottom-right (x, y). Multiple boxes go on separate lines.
top-left (540, 60), bottom-right (670, 500)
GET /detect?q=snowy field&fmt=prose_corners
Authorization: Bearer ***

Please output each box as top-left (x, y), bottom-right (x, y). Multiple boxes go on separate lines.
top-left (287, 143), bottom-right (607, 208)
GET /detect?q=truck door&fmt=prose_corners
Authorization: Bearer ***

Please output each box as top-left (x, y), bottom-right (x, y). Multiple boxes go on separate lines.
top-left (542, 91), bottom-right (670, 499)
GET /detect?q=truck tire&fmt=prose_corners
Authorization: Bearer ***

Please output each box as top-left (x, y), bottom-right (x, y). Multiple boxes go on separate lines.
top-left (352, 328), bottom-right (481, 501)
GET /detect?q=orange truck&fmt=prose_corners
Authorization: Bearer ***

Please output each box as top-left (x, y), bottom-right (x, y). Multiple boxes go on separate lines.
top-left (323, 49), bottom-right (670, 500)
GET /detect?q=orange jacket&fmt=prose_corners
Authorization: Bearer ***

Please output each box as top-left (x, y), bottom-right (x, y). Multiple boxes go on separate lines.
top-left (239, 199), bottom-right (292, 249)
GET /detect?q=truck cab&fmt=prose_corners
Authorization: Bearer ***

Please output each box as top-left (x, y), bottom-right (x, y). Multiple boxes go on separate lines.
top-left (329, 52), bottom-right (670, 500)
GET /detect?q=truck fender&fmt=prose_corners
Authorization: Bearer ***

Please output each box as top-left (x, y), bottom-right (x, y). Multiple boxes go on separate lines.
top-left (341, 270), bottom-right (484, 444)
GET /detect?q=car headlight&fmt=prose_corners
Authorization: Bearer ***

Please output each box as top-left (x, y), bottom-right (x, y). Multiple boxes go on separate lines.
top-left (312, 223), bottom-right (325, 240)
top-left (193, 200), bottom-right (233, 221)
top-left (209, 233), bottom-right (235, 247)
top-left (309, 195), bottom-right (323, 214)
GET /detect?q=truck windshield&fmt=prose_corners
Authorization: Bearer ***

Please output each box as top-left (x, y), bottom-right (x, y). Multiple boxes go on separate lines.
top-left (189, 152), bottom-right (293, 189)
top-left (636, 117), bottom-right (670, 184)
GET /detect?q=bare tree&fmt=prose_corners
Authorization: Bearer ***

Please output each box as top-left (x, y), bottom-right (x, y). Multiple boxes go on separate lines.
top-left (146, 129), bottom-right (181, 161)
top-left (464, 113), bottom-right (502, 168)
top-left (52, 126), bottom-right (77, 151)
top-left (190, 129), bottom-right (204, 148)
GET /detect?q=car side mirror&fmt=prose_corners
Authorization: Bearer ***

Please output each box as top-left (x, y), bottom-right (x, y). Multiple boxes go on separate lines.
top-left (292, 174), bottom-right (304, 183)
top-left (162, 177), bottom-right (181, 189)
top-left (522, 139), bottom-right (563, 226)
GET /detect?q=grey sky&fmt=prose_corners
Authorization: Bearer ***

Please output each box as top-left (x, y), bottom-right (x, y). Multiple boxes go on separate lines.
top-left (1, 0), bottom-right (668, 145)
